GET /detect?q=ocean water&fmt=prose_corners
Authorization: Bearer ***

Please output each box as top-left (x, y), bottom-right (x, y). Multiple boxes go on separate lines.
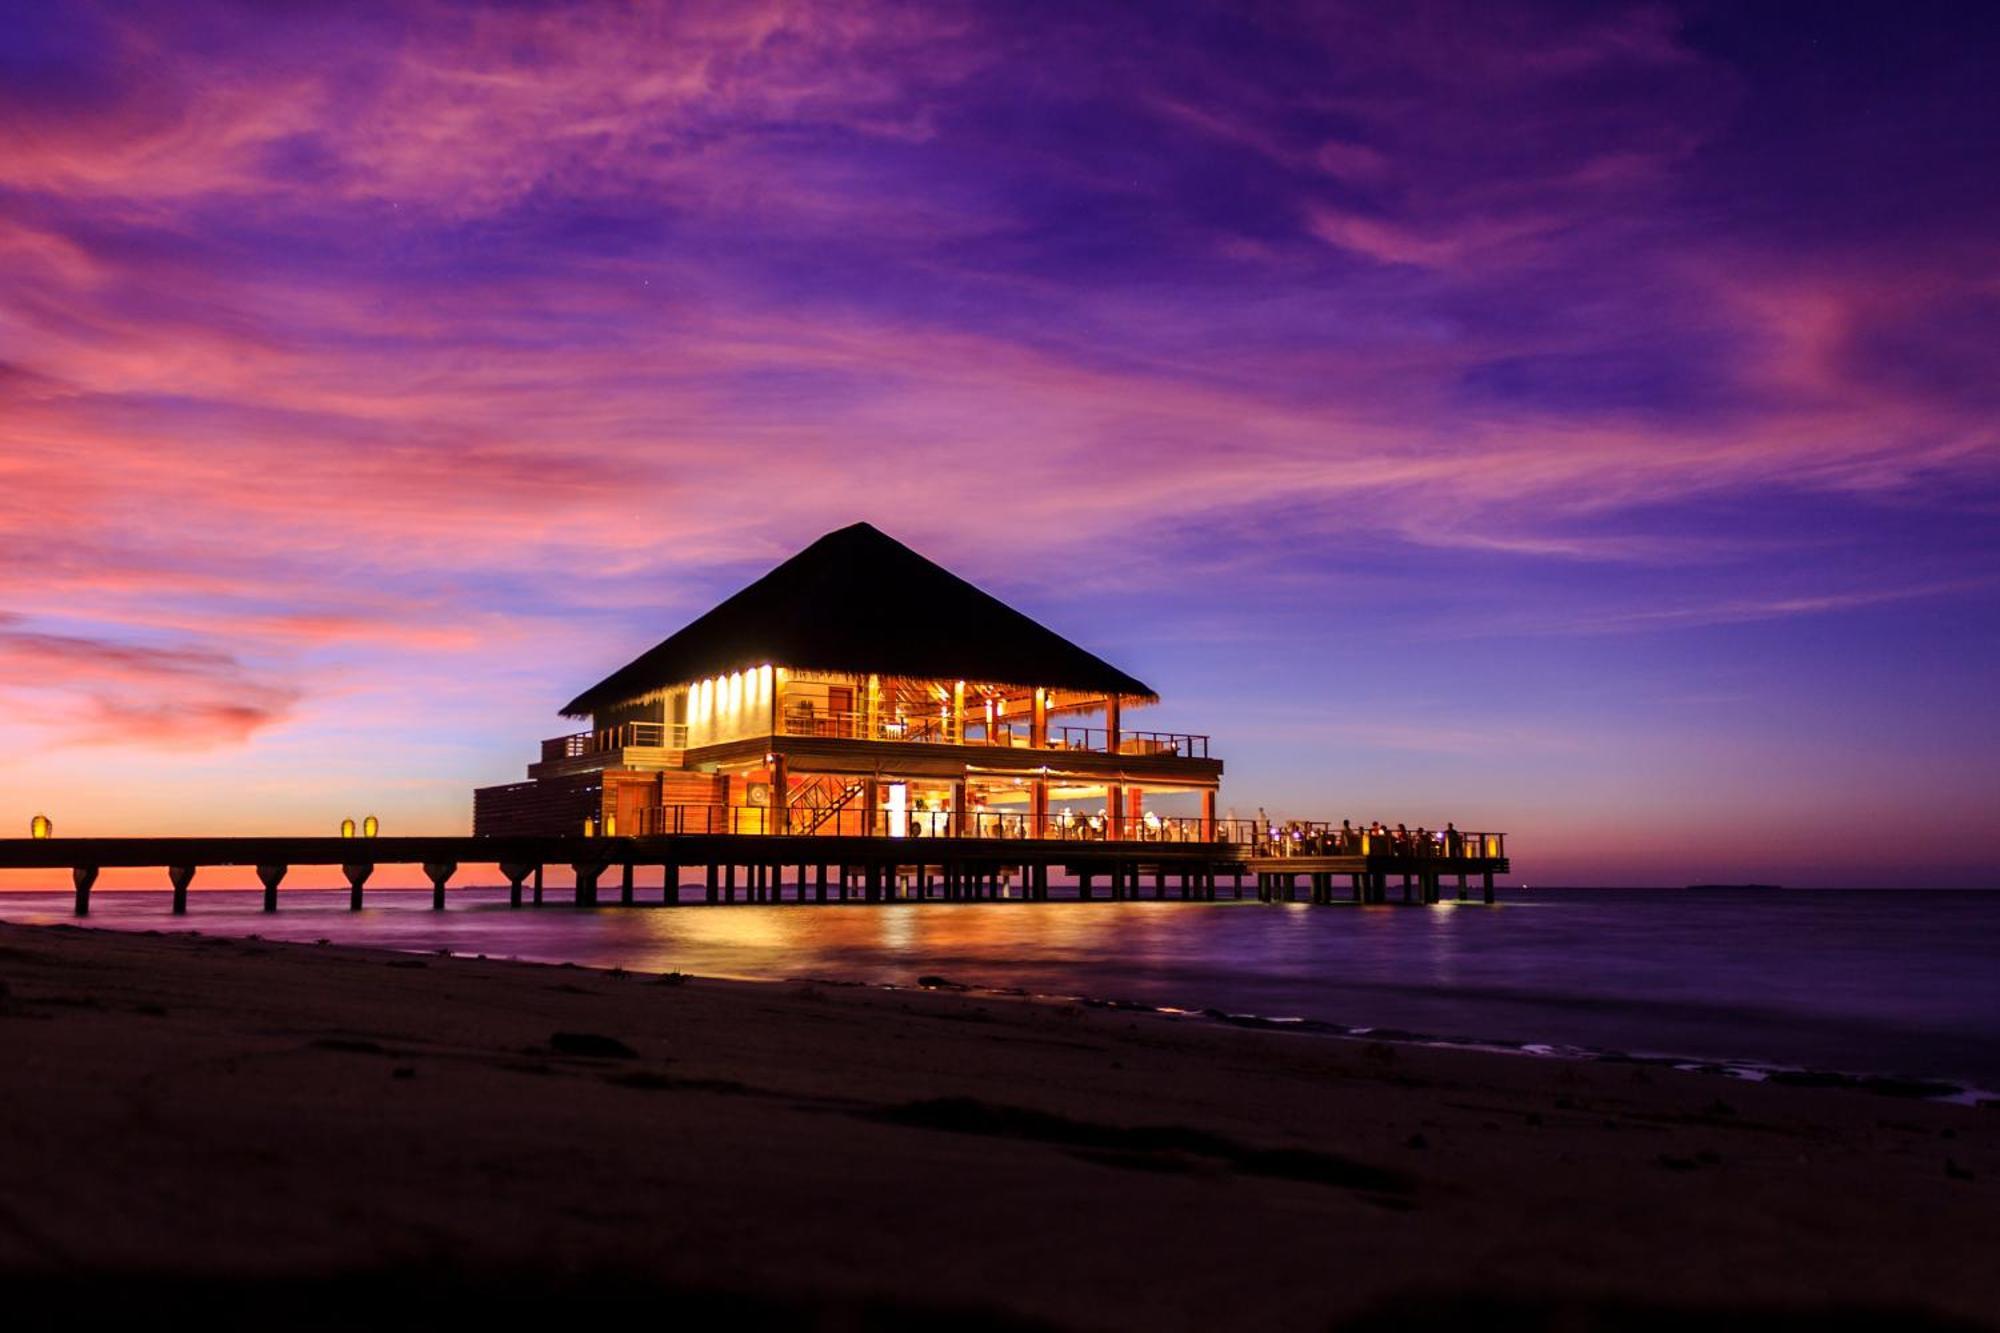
top-left (6, 885), bottom-right (1998, 1097)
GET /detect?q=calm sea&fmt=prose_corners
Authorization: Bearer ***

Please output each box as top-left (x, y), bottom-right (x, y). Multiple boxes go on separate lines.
top-left (7, 886), bottom-right (1998, 1098)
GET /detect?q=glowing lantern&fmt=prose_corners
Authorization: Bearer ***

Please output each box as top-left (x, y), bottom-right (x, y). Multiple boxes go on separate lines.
top-left (583, 816), bottom-right (596, 838)
top-left (604, 813), bottom-right (617, 837)
top-left (362, 815), bottom-right (379, 838)
top-left (30, 814), bottom-right (52, 840)
top-left (340, 818), bottom-right (356, 838)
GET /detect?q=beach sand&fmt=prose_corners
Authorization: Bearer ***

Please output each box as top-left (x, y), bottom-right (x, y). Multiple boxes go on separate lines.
top-left (1, 921), bottom-right (1994, 1331)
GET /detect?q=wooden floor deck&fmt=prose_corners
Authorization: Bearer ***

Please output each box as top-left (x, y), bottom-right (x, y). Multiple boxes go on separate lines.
top-left (0, 835), bottom-right (1508, 914)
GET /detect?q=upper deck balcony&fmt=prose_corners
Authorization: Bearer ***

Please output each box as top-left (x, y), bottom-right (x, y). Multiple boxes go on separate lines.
top-left (773, 709), bottom-right (1209, 759)
top-left (535, 715), bottom-right (1211, 771)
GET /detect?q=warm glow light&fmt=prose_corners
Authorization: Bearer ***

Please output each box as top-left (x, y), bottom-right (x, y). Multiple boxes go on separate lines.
top-left (604, 812), bottom-right (617, 836)
top-left (583, 816), bottom-right (596, 837)
top-left (362, 815), bottom-right (379, 838)
top-left (30, 814), bottom-right (52, 839)
top-left (340, 818), bottom-right (356, 838)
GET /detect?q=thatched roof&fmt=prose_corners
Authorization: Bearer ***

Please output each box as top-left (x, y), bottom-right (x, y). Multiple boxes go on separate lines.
top-left (561, 523), bottom-right (1156, 717)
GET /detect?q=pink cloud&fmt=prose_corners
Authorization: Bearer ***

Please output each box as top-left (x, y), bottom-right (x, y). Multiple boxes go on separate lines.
top-left (0, 618), bottom-right (299, 748)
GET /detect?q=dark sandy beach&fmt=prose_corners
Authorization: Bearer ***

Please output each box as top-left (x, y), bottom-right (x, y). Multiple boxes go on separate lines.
top-left (1, 921), bottom-right (1995, 1330)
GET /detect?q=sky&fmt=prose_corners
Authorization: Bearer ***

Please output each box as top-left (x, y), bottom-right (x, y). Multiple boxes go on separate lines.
top-left (1, 0), bottom-right (1996, 887)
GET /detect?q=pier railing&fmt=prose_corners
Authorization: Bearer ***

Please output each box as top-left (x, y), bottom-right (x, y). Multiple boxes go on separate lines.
top-left (624, 805), bottom-right (1502, 857)
top-left (542, 723), bottom-right (688, 761)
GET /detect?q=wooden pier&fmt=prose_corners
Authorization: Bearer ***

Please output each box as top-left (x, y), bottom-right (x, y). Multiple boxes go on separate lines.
top-left (0, 832), bottom-right (1508, 916)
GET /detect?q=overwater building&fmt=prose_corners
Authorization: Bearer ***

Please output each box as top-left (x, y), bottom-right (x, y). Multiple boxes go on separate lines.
top-left (474, 523), bottom-right (1222, 841)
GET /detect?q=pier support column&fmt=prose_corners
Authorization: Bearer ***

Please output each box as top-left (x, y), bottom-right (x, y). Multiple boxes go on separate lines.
top-left (499, 863), bottom-right (533, 909)
top-left (256, 864), bottom-right (287, 913)
top-left (725, 863), bottom-right (737, 902)
top-left (168, 865), bottom-right (196, 915)
top-left (1457, 873), bottom-right (1468, 901)
top-left (572, 862), bottom-right (604, 907)
top-left (663, 862), bottom-right (680, 905)
top-left (423, 861), bottom-right (456, 911)
top-left (344, 863), bottom-right (375, 910)
top-left (706, 863), bottom-right (719, 903)
top-left (533, 865), bottom-right (544, 905)
top-left (72, 865), bottom-right (98, 916)
top-left (620, 862), bottom-right (635, 905)
top-left (816, 864), bottom-right (828, 903)
top-left (1078, 869), bottom-right (1092, 900)
top-left (1483, 870), bottom-right (1495, 905)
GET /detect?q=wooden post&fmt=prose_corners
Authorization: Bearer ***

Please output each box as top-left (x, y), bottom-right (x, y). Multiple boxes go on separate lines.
top-left (862, 776), bottom-right (880, 838)
top-left (1200, 788), bottom-right (1216, 842)
top-left (1106, 783), bottom-right (1124, 842)
top-left (256, 863), bottom-right (287, 912)
top-left (533, 864), bottom-right (545, 905)
top-left (619, 862), bottom-right (635, 905)
top-left (952, 778), bottom-right (969, 837)
top-left (1483, 870), bottom-right (1495, 905)
top-left (573, 862), bottom-right (604, 907)
top-left (168, 864), bottom-right (195, 915)
top-left (72, 865), bottom-right (98, 916)
top-left (663, 861), bottom-right (679, 904)
top-left (1031, 687), bottom-right (1048, 748)
top-left (1078, 868), bottom-right (1093, 899)
top-left (705, 862), bottom-right (719, 903)
top-left (1105, 693), bottom-right (1121, 753)
top-left (499, 862), bottom-right (532, 909)
top-left (771, 754), bottom-right (789, 835)
top-left (344, 862), bottom-right (374, 910)
top-left (1153, 865), bottom-right (1166, 899)
top-left (950, 680), bottom-right (965, 744)
top-left (423, 862), bottom-right (456, 911)
top-left (866, 673), bottom-right (880, 741)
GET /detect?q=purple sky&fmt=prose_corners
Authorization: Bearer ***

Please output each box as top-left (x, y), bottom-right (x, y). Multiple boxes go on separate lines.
top-left (2, 0), bottom-right (1996, 885)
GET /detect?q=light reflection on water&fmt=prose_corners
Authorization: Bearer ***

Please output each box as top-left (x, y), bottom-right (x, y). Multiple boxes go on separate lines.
top-left (5, 886), bottom-right (1999, 1089)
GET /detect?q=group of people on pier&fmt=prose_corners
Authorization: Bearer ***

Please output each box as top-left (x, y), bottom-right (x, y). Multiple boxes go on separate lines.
top-left (1258, 818), bottom-right (1470, 858)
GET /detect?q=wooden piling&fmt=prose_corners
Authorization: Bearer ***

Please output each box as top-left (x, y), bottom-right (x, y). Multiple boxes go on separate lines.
top-left (343, 862), bottom-right (374, 910)
top-left (168, 864), bottom-right (195, 914)
top-left (620, 862), bottom-right (635, 905)
top-left (499, 862), bottom-right (532, 909)
top-left (423, 861), bottom-right (456, 911)
top-left (256, 863), bottom-right (287, 912)
top-left (663, 861), bottom-right (680, 904)
top-left (72, 865), bottom-right (98, 916)
top-left (532, 864), bottom-right (544, 905)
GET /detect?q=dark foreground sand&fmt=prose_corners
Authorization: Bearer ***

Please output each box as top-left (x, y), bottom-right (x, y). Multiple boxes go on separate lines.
top-left (1, 922), bottom-right (1995, 1331)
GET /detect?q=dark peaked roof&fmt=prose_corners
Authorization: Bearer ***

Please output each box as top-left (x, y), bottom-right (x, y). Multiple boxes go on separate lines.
top-left (561, 523), bottom-right (1156, 717)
